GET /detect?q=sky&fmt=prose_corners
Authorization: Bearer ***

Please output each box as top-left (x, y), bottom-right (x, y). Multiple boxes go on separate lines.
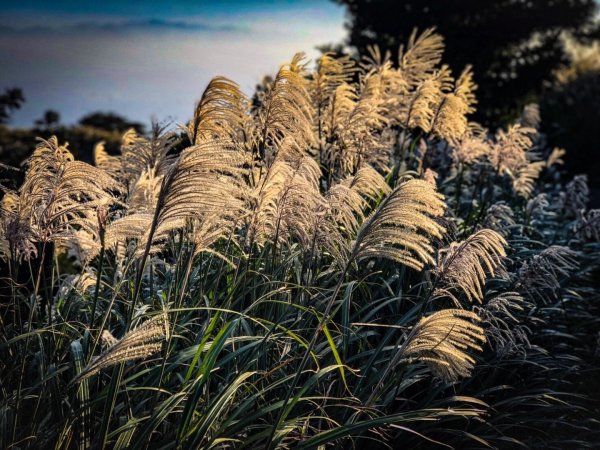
top-left (0, 0), bottom-right (347, 127)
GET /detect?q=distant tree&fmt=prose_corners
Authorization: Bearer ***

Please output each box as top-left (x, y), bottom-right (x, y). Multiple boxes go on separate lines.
top-left (541, 37), bottom-right (600, 192)
top-left (34, 109), bottom-right (61, 130)
top-left (79, 111), bottom-right (146, 134)
top-left (0, 88), bottom-right (25, 125)
top-left (333, 0), bottom-right (599, 126)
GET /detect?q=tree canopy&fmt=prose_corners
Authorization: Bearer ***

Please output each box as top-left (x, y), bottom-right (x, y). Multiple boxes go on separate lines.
top-left (0, 88), bottom-right (25, 125)
top-left (34, 109), bottom-right (61, 130)
top-left (334, 0), bottom-right (599, 125)
top-left (78, 111), bottom-right (146, 134)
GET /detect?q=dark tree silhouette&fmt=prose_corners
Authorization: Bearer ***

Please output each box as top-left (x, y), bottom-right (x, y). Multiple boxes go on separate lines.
top-left (0, 88), bottom-right (25, 125)
top-left (79, 111), bottom-right (146, 134)
top-left (541, 65), bottom-right (600, 195)
top-left (333, 0), bottom-right (599, 125)
top-left (34, 109), bottom-right (61, 130)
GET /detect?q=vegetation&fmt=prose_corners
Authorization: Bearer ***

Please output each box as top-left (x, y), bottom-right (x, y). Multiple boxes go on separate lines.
top-left (0, 88), bottom-right (25, 125)
top-left (0, 29), bottom-right (599, 449)
top-left (78, 112), bottom-right (146, 135)
top-left (333, 0), bottom-right (599, 125)
top-left (0, 111), bottom-right (143, 191)
top-left (541, 36), bottom-right (600, 192)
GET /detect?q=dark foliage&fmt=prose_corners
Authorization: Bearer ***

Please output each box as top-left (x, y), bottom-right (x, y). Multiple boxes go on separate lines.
top-left (0, 88), bottom-right (25, 125)
top-left (541, 69), bottom-right (600, 196)
top-left (34, 110), bottom-right (61, 130)
top-left (79, 111), bottom-right (146, 134)
top-left (333, 0), bottom-right (599, 125)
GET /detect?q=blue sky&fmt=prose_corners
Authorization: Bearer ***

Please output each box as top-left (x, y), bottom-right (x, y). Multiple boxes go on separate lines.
top-left (0, 1), bottom-right (347, 127)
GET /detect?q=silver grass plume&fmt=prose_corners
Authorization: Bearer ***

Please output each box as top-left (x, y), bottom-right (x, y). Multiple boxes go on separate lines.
top-left (513, 159), bottom-right (545, 198)
top-left (350, 68), bottom-right (393, 171)
top-left (389, 27), bottom-right (446, 131)
top-left (93, 141), bottom-right (121, 177)
top-left (481, 202), bottom-right (516, 236)
top-left (453, 66), bottom-right (478, 114)
top-left (430, 92), bottom-right (469, 143)
top-left (125, 168), bottom-right (164, 214)
top-left (245, 151), bottom-right (322, 250)
top-left (546, 147), bottom-right (566, 167)
top-left (486, 123), bottom-right (544, 197)
top-left (400, 65), bottom-right (453, 133)
top-left (422, 168), bottom-right (438, 185)
top-left (402, 309), bottom-right (486, 382)
top-left (73, 312), bottom-right (169, 383)
top-left (120, 127), bottom-right (179, 185)
top-left (452, 124), bottom-right (490, 165)
top-left (104, 214), bottom-right (154, 252)
top-left (430, 66), bottom-right (477, 143)
top-left (474, 292), bottom-right (531, 358)
top-left (574, 209), bottom-right (600, 241)
top-left (360, 45), bottom-right (392, 76)
top-left (517, 246), bottom-right (579, 303)
top-left (561, 174), bottom-right (589, 217)
top-left (245, 159), bottom-right (295, 247)
top-left (252, 53), bottom-right (314, 160)
top-left (325, 166), bottom-right (391, 236)
top-left (322, 78), bottom-right (389, 177)
top-left (145, 139), bottom-right (247, 256)
top-left (360, 46), bottom-right (405, 117)
top-left (274, 158), bottom-right (325, 251)
top-left (100, 132), bottom-right (172, 260)
top-left (65, 229), bottom-right (101, 268)
top-left (0, 191), bottom-right (36, 261)
top-left (323, 82), bottom-right (356, 137)
top-left (397, 27), bottom-right (445, 89)
top-left (489, 124), bottom-right (536, 176)
top-left (59, 200), bottom-right (113, 267)
top-left (310, 52), bottom-right (356, 149)
top-left (107, 139), bottom-right (247, 259)
top-left (435, 229), bottom-right (508, 305)
top-left (14, 137), bottom-right (119, 258)
top-left (351, 178), bottom-right (445, 271)
top-left (312, 166), bottom-right (391, 265)
top-left (311, 52), bottom-right (356, 112)
top-left (188, 76), bottom-right (247, 144)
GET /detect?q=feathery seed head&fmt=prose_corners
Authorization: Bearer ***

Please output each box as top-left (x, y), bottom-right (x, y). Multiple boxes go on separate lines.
top-left (353, 179), bottom-right (446, 271)
top-left (435, 229), bottom-right (508, 304)
top-left (404, 309), bottom-right (485, 382)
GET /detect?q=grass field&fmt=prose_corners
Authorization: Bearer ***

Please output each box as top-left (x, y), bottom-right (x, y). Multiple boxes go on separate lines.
top-left (1, 29), bottom-right (599, 449)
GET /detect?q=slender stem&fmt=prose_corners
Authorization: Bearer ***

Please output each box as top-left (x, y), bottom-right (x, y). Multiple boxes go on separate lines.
top-left (13, 241), bottom-right (47, 443)
top-left (454, 164), bottom-right (464, 215)
top-left (97, 174), bottom-right (168, 448)
top-left (391, 130), bottom-right (408, 187)
top-left (365, 263), bottom-right (447, 406)
top-left (267, 258), bottom-right (352, 449)
top-left (89, 246), bottom-right (105, 332)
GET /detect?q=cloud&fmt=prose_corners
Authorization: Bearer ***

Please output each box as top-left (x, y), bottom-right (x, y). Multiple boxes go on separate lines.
top-left (0, 18), bottom-right (247, 35)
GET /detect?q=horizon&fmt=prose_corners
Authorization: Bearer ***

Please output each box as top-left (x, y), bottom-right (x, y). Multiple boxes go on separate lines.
top-left (0, 0), bottom-right (347, 128)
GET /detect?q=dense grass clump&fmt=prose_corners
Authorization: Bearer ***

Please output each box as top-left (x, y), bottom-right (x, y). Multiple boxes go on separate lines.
top-left (1, 29), bottom-right (599, 449)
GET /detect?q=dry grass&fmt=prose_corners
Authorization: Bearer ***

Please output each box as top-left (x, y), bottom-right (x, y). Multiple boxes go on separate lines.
top-left (0, 28), bottom-right (598, 450)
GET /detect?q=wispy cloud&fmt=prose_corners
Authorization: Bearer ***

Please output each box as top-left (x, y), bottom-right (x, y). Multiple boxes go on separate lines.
top-left (0, 18), bottom-right (248, 35)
